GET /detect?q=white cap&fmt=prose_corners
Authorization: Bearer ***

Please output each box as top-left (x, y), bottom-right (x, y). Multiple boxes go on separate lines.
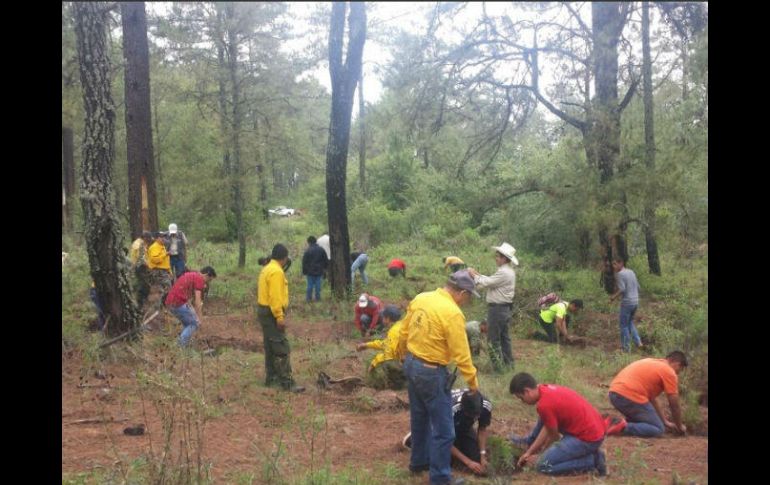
top-left (358, 294), bottom-right (369, 308)
top-left (168, 223), bottom-right (178, 234)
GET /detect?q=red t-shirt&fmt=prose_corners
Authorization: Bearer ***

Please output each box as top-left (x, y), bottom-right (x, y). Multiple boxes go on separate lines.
top-left (388, 258), bottom-right (406, 270)
top-left (165, 272), bottom-right (206, 307)
top-left (536, 384), bottom-right (605, 443)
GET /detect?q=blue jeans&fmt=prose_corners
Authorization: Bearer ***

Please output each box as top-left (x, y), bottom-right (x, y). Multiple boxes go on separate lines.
top-left (619, 304), bottom-right (642, 352)
top-left (351, 254), bottom-right (369, 285)
top-left (169, 303), bottom-right (199, 347)
top-left (609, 392), bottom-right (665, 437)
top-left (170, 255), bottom-right (186, 280)
top-left (305, 275), bottom-right (322, 301)
top-left (403, 354), bottom-right (454, 485)
top-left (518, 420), bottom-right (604, 475)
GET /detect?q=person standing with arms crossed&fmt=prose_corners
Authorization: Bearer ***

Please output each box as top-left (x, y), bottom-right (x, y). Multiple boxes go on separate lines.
top-left (397, 270), bottom-right (481, 485)
top-left (468, 243), bottom-right (518, 372)
top-left (257, 244), bottom-right (304, 393)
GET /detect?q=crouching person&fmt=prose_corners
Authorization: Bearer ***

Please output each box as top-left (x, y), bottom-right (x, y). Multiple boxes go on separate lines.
top-left (356, 305), bottom-right (406, 390)
top-left (509, 372), bottom-right (607, 477)
top-left (403, 389), bottom-right (493, 477)
top-left (165, 266), bottom-right (217, 347)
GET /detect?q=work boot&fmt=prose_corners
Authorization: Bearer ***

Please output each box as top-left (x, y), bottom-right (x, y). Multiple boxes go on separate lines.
top-left (595, 448), bottom-right (608, 476)
top-left (444, 478), bottom-right (465, 485)
top-left (606, 417), bottom-right (627, 436)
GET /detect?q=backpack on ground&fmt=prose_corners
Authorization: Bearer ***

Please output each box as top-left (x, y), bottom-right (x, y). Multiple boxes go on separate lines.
top-left (538, 292), bottom-right (560, 309)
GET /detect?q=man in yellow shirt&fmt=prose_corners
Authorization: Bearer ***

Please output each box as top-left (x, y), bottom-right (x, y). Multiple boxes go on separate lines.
top-left (129, 231), bottom-right (153, 309)
top-left (146, 232), bottom-right (173, 305)
top-left (356, 305), bottom-right (406, 389)
top-left (257, 244), bottom-right (304, 393)
top-left (397, 269), bottom-right (481, 485)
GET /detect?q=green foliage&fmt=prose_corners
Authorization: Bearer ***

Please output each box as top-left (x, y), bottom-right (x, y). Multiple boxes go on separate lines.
top-left (486, 435), bottom-right (523, 476)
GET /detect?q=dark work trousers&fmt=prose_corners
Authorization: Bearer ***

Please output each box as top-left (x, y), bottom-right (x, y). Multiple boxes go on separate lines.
top-left (536, 314), bottom-right (571, 343)
top-left (487, 303), bottom-right (514, 371)
top-left (257, 304), bottom-right (295, 389)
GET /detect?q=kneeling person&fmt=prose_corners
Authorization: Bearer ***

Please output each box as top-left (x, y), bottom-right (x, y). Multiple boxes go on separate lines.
top-left (356, 305), bottom-right (406, 390)
top-left (509, 372), bottom-right (607, 476)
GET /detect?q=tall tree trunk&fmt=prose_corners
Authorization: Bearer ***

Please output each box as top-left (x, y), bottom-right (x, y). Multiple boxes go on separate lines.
top-left (225, 3), bottom-right (246, 268)
top-left (153, 97), bottom-right (167, 209)
top-left (215, 16), bottom-right (234, 239)
top-left (592, 2), bottom-right (627, 293)
top-left (681, 36), bottom-right (689, 102)
top-left (326, 2), bottom-right (367, 299)
top-left (255, 117), bottom-right (269, 221)
top-left (121, 1), bottom-right (158, 239)
top-left (642, 1), bottom-right (661, 275)
top-left (358, 70), bottom-right (366, 194)
top-left (74, 1), bottom-right (141, 337)
top-left (62, 126), bottom-right (75, 232)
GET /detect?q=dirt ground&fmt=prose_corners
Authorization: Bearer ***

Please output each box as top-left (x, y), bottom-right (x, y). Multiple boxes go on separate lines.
top-left (62, 301), bottom-right (708, 484)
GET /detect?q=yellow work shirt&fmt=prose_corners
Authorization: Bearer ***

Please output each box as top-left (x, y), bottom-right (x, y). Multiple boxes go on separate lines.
top-left (540, 301), bottom-right (568, 324)
top-left (366, 321), bottom-right (404, 369)
top-left (398, 288), bottom-right (478, 390)
top-left (147, 241), bottom-right (171, 270)
top-left (257, 259), bottom-right (289, 322)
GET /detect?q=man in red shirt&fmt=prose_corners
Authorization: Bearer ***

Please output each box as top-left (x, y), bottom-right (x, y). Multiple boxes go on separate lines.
top-left (165, 266), bottom-right (217, 347)
top-left (354, 293), bottom-right (384, 337)
top-left (387, 258), bottom-right (406, 278)
top-left (509, 372), bottom-right (607, 476)
top-left (606, 351), bottom-right (688, 437)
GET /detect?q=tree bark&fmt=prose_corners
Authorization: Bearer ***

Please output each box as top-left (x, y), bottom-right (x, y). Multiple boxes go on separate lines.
top-left (326, 2), bottom-right (366, 299)
top-left (74, 1), bottom-right (141, 337)
top-left (642, 1), bottom-right (661, 275)
top-left (62, 126), bottom-right (75, 232)
top-left (592, 2), bottom-right (628, 293)
top-left (225, 3), bottom-right (246, 268)
top-left (358, 70), bottom-right (366, 195)
top-left (255, 117), bottom-right (269, 221)
top-left (121, 1), bottom-right (158, 238)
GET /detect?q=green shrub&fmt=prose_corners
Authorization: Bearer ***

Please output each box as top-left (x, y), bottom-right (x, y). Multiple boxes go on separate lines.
top-left (486, 435), bottom-right (523, 476)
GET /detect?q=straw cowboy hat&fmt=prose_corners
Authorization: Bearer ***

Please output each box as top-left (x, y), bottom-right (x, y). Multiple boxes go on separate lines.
top-left (492, 242), bottom-right (519, 265)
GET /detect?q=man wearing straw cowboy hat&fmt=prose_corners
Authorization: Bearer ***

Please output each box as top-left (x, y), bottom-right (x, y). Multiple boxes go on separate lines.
top-left (468, 243), bottom-right (518, 372)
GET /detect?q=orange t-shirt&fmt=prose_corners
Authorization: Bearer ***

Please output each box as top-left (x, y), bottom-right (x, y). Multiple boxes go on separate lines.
top-left (609, 358), bottom-right (679, 404)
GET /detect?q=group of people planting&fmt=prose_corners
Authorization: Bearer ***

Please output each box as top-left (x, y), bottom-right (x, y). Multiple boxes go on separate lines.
top-left (91, 232), bottom-right (688, 482)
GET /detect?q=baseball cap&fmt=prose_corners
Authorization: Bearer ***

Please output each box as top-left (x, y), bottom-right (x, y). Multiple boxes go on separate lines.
top-left (448, 270), bottom-right (480, 297)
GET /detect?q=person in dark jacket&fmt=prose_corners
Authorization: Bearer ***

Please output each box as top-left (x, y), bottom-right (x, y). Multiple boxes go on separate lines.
top-left (302, 235), bottom-right (329, 302)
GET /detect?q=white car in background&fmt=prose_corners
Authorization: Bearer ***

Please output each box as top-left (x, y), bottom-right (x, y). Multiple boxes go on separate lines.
top-left (268, 206), bottom-right (295, 217)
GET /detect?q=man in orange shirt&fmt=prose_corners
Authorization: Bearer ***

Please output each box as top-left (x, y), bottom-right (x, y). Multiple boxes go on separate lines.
top-left (606, 351), bottom-right (688, 437)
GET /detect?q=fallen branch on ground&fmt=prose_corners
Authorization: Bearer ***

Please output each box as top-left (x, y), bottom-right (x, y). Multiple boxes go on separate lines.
top-left (99, 311), bottom-right (160, 348)
top-left (65, 417), bottom-right (129, 425)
